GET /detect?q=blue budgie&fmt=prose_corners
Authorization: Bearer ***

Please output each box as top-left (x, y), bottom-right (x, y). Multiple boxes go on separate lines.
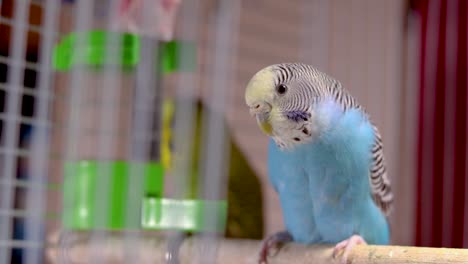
top-left (244, 63), bottom-right (393, 264)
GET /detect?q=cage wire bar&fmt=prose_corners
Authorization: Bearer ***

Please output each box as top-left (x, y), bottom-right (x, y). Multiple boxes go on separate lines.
top-left (58, 1), bottom-right (93, 261)
top-left (192, 0), bottom-right (240, 262)
top-left (157, 1), bottom-right (204, 261)
top-left (87, 0), bottom-right (126, 263)
top-left (166, 0), bottom-right (201, 261)
top-left (121, 2), bottom-right (163, 264)
top-left (0, 1), bottom-right (32, 263)
top-left (24, 0), bottom-right (59, 263)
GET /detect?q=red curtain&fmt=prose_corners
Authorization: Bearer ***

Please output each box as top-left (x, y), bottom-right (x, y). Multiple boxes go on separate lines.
top-left (414, 0), bottom-right (468, 247)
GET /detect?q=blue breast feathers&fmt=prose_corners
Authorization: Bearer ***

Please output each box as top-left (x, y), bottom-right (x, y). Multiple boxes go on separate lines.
top-left (268, 100), bottom-right (390, 245)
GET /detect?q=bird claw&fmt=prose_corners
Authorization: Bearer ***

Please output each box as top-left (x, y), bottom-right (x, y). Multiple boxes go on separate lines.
top-left (258, 231), bottom-right (293, 264)
top-left (332, 235), bottom-right (367, 264)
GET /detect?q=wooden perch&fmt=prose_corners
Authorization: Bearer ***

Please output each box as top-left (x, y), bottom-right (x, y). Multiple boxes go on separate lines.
top-left (46, 231), bottom-right (468, 264)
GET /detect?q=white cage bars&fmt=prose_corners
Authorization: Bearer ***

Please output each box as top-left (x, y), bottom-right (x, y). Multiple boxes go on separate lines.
top-left (0, 0), bottom-right (240, 263)
top-left (0, 1), bottom-right (58, 263)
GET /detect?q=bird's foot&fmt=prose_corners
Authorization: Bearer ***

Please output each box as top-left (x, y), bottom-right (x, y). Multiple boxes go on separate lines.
top-left (258, 231), bottom-right (293, 264)
top-left (332, 235), bottom-right (367, 264)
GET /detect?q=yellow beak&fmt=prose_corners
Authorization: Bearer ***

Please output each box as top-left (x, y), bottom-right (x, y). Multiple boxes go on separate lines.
top-left (257, 117), bottom-right (273, 136)
top-left (248, 101), bottom-right (273, 136)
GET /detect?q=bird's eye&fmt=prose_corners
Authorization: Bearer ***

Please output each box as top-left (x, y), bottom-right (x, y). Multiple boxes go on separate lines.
top-left (276, 84), bottom-right (287, 95)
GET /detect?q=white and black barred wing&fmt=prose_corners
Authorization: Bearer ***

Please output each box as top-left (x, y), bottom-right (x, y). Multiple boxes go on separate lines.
top-left (368, 126), bottom-right (393, 215)
top-left (330, 78), bottom-right (394, 215)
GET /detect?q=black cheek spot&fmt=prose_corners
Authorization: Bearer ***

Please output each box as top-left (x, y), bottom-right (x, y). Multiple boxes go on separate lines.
top-left (302, 128), bottom-right (309, 135)
top-left (293, 137), bottom-right (301, 142)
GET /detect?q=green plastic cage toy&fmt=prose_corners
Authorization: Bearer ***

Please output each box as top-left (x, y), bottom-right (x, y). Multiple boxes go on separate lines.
top-left (53, 30), bottom-right (227, 234)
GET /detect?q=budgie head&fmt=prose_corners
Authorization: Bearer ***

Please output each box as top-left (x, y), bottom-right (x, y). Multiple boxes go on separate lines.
top-left (245, 63), bottom-right (336, 149)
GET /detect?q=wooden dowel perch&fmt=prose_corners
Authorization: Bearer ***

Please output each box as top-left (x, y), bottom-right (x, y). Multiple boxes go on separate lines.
top-left (46, 231), bottom-right (468, 264)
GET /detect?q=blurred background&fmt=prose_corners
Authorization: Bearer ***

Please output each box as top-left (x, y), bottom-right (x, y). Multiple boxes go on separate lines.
top-left (0, 0), bottom-right (467, 263)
